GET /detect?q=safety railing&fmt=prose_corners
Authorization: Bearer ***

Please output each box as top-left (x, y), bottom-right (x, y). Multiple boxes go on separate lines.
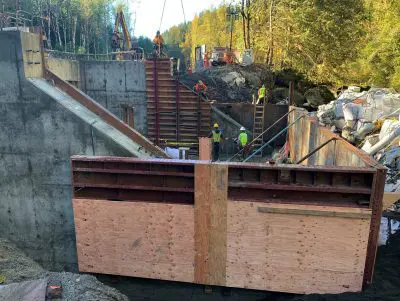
top-left (0, 10), bottom-right (34, 30)
top-left (45, 49), bottom-right (145, 61)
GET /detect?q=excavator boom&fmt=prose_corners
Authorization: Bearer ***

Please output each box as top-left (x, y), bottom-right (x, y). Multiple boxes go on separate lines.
top-left (114, 10), bottom-right (132, 51)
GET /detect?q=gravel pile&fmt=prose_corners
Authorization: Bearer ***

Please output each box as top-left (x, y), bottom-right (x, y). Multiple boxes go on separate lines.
top-left (0, 237), bottom-right (128, 301)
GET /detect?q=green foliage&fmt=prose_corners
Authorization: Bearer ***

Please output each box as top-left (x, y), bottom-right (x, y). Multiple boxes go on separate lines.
top-left (162, 0), bottom-right (400, 89)
top-left (136, 36), bottom-right (153, 53)
top-left (13, 0), bottom-right (124, 53)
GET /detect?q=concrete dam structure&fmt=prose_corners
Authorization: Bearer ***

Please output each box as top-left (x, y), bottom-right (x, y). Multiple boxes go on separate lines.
top-left (0, 29), bottom-right (387, 295)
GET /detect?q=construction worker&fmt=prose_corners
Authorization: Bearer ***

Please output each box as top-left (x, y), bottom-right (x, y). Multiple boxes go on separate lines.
top-left (257, 84), bottom-right (266, 105)
top-left (153, 30), bottom-right (164, 56)
top-left (209, 123), bottom-right (223, 161)
top-left (194, 80), bottom-right (208, 100)
top-left (238, 127), bottom-right (248, 160)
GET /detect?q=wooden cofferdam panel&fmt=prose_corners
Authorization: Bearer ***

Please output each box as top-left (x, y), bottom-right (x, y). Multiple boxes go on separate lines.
top-left (226, 202), bottom-right (371, 293)
top-left (74, 199), bottom-right (195, 282)
top-left (71, 156), bottom-right (385, 294)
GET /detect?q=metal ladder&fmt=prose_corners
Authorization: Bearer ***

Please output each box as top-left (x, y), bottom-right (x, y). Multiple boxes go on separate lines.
top-left (252, 104), bottom-right (265, 157)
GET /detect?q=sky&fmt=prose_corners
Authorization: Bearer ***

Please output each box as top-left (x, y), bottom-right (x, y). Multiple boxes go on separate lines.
top-left (131, 0), bottom-right (225, 38)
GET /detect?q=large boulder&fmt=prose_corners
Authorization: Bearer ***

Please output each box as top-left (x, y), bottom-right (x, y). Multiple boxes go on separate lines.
top-left (271, 87), bottom-right (305, 106)
top-left (304, 86), bottom-right (335, 108)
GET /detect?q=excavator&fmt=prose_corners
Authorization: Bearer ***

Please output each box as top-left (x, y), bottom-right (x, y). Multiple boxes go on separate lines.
top-left (111, 9), bottom-right (143, 60)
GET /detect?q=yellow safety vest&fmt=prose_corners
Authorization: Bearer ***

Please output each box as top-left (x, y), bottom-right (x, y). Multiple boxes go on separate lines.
top-left (212, 130), bottom-right (222, 143)
top-left (258, 87), bottom-right (266, 98)
top-left (239, 132), bottom-right (248, 147)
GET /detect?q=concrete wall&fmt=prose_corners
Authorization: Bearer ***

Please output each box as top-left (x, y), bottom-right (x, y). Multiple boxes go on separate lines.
top-left (211, 107), bottom-right (252, 155)
top-left (0, 31), bottom-right (133, 271)
top-left (215, 103), bottom-right (289, 147)
top-left (79, 61), bottom-right (147, 134)
top-left (46, 58), bottom-right (80, 83)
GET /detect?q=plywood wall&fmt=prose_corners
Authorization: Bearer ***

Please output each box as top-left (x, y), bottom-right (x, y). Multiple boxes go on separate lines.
top-left (226, 201), bottom-right (371, 294)
top-left (288, 108), bottom-right (372, 167)
top-left (72, 159), bottom-right (379, 294)
top-left (73, 199), bottom-right (195, 282)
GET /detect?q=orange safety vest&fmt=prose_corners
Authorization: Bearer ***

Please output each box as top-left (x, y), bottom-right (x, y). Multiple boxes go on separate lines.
top-left (153, 35), bottom-right (164, 45)
top-left (195, 83), bottom-right (207, 92)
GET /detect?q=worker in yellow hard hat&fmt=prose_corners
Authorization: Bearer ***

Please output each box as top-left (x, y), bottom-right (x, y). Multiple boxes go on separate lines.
top-left (209, 123), bottom-right (223, 161)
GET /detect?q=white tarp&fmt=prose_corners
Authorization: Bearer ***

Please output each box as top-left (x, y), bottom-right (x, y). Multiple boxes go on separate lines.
top-left (0, 278), bottom-right (47, 301)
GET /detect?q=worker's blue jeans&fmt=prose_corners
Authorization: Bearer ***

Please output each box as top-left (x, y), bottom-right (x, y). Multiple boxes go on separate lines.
top-left (213, 142), bottom-right (220, 161)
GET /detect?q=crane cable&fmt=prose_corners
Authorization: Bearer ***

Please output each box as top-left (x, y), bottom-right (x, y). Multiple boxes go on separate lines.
top-left (159, 0), bottom-right (167, 31)
top-left (181, 0), bottom-right (186, 24)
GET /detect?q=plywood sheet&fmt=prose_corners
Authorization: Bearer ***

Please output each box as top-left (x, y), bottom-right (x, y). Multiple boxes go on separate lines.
top-left (73, 199), bottom-right (195, 282)
top-left (383, 192), bottom-right (400, 210)
top-left (226, 201), bottom-right (371, 294)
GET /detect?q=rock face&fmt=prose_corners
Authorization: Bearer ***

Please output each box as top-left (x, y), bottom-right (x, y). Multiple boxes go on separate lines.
top-left (180, 64), bottom-right (332, 107)
top-left (305, 86), bottom-right (335, 108)
top-left (180, 64), bottom-right (273, 102)
top-left (271, 87), bottom-right (306, 106)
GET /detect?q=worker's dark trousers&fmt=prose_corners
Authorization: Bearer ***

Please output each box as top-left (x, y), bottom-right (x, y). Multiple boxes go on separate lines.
top-left (213, 142), bottom-right (220, 161)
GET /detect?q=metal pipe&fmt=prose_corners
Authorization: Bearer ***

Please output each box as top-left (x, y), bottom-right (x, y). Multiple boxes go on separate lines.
top-left (296, 137), bottom-right (337, 165)
top-left (228, 108), bottom-right (295, 162)
top-left (244, 114), bottom-right (305, 162)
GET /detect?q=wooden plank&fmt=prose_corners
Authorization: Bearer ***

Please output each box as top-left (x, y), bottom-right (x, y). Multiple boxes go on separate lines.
top-left (363, 168), bottom-right (387, 288)
top-left (208, 164), bottom-right (228, 285)
top-left (382, 192), bottom-right (400, 210)
top-left (226, 201), bottom-right (371, 294)
top-left (194, 163), bottom-right (211, 284)
top-left (194, 163), bottom-right (228, 285)
top-left (257, 206), bottom-right (371, 219)
top-left (73, 199), bottom-right (195, 282)
top-left (199, 137), bottom-right (212, 161)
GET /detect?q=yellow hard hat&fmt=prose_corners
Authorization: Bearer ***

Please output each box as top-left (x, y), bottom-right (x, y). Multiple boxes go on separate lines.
top-left (213, 123), bottom-right (219, 128)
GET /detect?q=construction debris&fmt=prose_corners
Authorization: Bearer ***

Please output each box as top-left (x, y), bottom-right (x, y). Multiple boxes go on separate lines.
top-left (0, 237), bottom-right (128, 301)
top-left (317, 86), bottom-right (400, 195)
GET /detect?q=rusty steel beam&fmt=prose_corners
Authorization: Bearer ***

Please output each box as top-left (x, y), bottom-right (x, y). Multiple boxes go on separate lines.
top-left (153, 59), bottom-right (161, 145)
top-left (176, 76), bottom-right (181, 142)
top-left (363, 167), bottom-right (387, 288)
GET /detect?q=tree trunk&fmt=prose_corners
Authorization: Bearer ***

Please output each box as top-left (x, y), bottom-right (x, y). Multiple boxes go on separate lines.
top-left (47, 6), bottom-right (51, 49)
top-left (63, 19), bottom-right (67, 52)
top-left (246, 0), bottom-right (251, 48)
top-left (267, 0), bottom-right (275, 66)
top-left (241, 0), bottom-right (248, 49)
top-left (55, 14), bottom-right (62, 49)
top-left (72, 15), bottom-right (77, 51)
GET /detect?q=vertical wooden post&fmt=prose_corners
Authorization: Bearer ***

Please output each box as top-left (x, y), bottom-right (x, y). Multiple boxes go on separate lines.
top-left (194, 163), bottom-right (228, 285)
top-left (363, 168), bottom-right (387, 288)
top-left (289, 81), bottom-right (295, 105)
top-left (199, 137), bottom-right (212, 161)
top-left (176, 77), bottom-right (180, 143)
